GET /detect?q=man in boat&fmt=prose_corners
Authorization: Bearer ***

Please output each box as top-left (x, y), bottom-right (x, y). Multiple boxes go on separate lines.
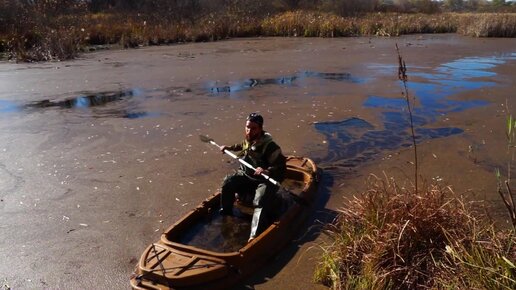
top-left (218, 113), bottom-right (287, 242)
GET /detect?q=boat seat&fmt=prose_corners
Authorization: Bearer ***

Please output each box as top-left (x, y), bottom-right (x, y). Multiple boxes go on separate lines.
top-left (233, 189), bottom-right (296, 219)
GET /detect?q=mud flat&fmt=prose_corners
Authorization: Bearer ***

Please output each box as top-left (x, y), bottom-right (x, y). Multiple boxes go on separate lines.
top-left (0, 34), bottom-right (514, 289)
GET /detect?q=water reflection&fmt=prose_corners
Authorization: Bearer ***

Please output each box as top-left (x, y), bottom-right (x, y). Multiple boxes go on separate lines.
top-left (208, 70), bottom-right (365, 94)
top-left (26, 90), bottom-right (133, 109)
top-left (314, 117), bottom-right (463, 173)
top-left (0, 99), bottom-right (20, 113)
top-left (315, 53), bottom-right (516, 175)
top-left (123, 111), bottom-right (161, 119)
top-left (21, 88), bottom-right (160, 119)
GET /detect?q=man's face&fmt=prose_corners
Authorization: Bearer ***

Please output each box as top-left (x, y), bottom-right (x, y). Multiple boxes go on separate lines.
top-left (245, 120), bottom-right (262, 142)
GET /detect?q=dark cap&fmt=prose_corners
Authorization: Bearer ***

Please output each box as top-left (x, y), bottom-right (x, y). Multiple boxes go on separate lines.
top-left (247, 113), bottom-right (263, 127)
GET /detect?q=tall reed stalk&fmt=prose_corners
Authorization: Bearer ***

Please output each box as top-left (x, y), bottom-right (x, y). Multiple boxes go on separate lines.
top-left (396, 44), bottom-right (418, 193)
top-left (497, 104), bottom-right (516, 228)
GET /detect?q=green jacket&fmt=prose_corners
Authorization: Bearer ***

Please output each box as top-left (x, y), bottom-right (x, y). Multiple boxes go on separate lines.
top-left (227, 132), bottom-right (286, 182)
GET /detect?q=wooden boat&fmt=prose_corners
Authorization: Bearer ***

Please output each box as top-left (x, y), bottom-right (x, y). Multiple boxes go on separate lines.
top-left (130, 156), bottom-right (319, 290)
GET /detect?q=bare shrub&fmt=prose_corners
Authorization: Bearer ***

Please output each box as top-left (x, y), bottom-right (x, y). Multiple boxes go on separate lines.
top-left (3, 0), bottom-right (88, 61)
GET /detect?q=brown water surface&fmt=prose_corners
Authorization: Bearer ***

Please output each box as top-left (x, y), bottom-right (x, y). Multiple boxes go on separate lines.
top-left (0, 35), bottom-right (515, 289)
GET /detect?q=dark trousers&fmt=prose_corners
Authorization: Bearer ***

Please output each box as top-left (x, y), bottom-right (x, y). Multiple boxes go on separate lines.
top-left (221, 171), bottom-right (279, 239)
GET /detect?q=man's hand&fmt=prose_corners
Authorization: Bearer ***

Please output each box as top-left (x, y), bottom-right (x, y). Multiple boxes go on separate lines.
top-left (254, 167), bottom-right (269, 176)
top-left (219, 145), bottom-right (228, 153)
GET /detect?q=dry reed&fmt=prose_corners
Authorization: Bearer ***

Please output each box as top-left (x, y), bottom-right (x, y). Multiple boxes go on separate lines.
top-left (314, 175), bottom-right (516, 289)
top-left (456, 13), bottom-right (516, 37)
top-left (3, 9), bottom-right (516, 62)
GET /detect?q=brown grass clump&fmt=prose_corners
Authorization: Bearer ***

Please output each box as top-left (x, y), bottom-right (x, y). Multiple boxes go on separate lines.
top-left (7, 26), bottom-right (85, 62)
top-left (2, 5), bottom-right (516, 62)
top-left (261, 12), bottom-right (458, 37)
top-left (82, 12), bottom-right (262, 49)
top-left (261, 11), bottom-right (359, 37)
top-left (1, 0), bottom-right (88, 61)
top-left (1, 1), bottom-right (264, 62)
top-left (456, 13), bottom-right (516, 37)
top-left (314, 175), bottom-right (516, 289)
top-left (259, 12), bottom-right (516, 38)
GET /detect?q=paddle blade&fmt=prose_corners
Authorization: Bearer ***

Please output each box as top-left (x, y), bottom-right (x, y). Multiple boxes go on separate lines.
top-left (199, 135), bottom-right (214, 143)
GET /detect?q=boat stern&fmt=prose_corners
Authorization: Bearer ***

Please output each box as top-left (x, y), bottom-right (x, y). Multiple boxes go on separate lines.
top-left (130, 243), bottom-right (230, 289)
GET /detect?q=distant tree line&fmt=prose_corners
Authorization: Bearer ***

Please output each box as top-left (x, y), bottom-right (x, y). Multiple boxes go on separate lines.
top-left (85, 0), bottom-right (516, 15)
top-left (1, 0), bottom-right (515, 24)
top-left (90, 0), bottom-right (516, 14)
top-left (1, 0), bottom-right (514, 35)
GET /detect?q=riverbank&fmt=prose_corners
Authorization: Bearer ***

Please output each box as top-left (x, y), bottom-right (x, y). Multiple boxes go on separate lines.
top-left (2, 7), bottom-right (516, 62)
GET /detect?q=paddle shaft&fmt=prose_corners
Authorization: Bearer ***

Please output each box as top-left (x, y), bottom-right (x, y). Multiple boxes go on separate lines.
top-left (208, 140), bottom-right (280, 186)
top-left (201, 135), bottom-right (308, 206)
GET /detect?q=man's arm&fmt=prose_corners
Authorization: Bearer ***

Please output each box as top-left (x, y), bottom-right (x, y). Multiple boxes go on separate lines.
top-left (263, 142), bottom-right (287, 181)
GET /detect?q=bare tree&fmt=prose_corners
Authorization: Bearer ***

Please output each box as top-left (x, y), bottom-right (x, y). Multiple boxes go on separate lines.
top-left (319, 0), bottom-right (379, 16)
top-left (274, 0), bottom-right (302, 10)
top-left (444, 0), bottom-right (464, 11)
top-left (411, 0), bottom-right (440, 13)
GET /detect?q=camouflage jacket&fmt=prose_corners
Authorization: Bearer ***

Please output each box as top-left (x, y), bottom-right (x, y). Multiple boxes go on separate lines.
top-left (227, 132), bottom-right (286, 182)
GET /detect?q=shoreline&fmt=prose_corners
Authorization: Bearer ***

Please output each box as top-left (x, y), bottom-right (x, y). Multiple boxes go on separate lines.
top-left (2, 11), bottom-right (516, 62)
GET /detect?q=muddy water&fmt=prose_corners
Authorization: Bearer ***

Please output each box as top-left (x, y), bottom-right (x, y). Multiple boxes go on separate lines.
top-left (0, 35), bottom-right (515, 289)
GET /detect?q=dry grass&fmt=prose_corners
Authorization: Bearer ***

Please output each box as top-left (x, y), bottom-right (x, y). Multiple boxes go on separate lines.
top-left (261, 12), bottom-right (459, 37)
top-left (82, 12), bottom-right (262, 48)
top-left (261, 11), bottom-right (358, 37)
top-left (6, 26), bottom-right (84, 62)
top-left (456, 13), bottom-right (516, 37)
top-left (1, 3), bottom-right (263, 62)
top-left (261, 12), bottom-right (516, 37)
top-left (314, 175), bottom-right (516, 289)
top-left (3, 10), bottom-right (516, 62)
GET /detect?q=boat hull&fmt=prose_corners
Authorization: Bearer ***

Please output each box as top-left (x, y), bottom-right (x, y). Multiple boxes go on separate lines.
top-left (130, 156), bottom-right (319, 289)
